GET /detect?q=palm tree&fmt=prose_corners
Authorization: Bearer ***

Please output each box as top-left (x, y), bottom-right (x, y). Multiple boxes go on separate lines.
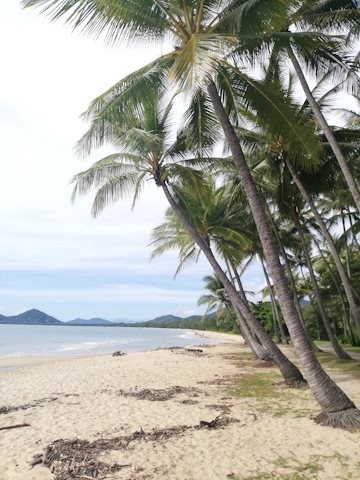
top-left (197, 274), bottom-right (237, 330)
top-left (243, 1), bottom-right (360, 211)
top-left (72, 94), bottom-right (303, 380)
top-left (291, 207), bottom-right (351, 359)
top-left (259, 257), bottom-right (288, 345)
top-left (229, 74), bottom-right (360, 336)
top-left (25, 0), bottom-right (360, 428)
top-left (150, 182), bottom-right (291, 362)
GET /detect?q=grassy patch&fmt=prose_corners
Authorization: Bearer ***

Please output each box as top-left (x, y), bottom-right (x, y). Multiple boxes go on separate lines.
top-left (229, 371), bottom-right (283, 399)
top-left (315, 341), bottom-right (360, 352)
top-left (256, 401), bottom-right (312, 418)
top-left (316, 352), bottom-right (360, 374)
top-left (344, 346), bottom-right (360, 352)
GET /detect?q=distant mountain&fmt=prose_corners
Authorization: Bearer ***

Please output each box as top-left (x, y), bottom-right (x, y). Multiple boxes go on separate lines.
top-left (0, 309), bottom-right (62, 325)
top-left (67, 317), bottom-right (114, 326)
top-left (0, 310), bottom-right (214, 329)
top-left (131, 312), bottom-right (220, 331)
top-left (145, 314), bottom-right (182, 325)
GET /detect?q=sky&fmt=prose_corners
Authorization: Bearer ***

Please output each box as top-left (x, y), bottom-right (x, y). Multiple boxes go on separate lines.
top-left (0, 1), bottom-right (265, 321)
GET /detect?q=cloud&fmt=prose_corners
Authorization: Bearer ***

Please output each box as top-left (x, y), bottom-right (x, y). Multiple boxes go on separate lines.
top-left (0, 283), bottom-right (202, 305)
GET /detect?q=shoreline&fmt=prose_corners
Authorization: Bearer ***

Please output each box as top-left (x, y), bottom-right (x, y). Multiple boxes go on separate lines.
top-left (0, 329), bottom-right (243, 370)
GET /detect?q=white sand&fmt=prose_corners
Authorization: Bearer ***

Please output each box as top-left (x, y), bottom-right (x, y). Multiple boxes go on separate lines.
top-left (194, 330), bottom-right (244, 343)
top-left (1, 342), bottom-right (359, 480)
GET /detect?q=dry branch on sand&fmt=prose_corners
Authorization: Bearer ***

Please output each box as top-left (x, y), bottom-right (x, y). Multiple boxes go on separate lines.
top-left (0, 423), bottom-right (31, 431)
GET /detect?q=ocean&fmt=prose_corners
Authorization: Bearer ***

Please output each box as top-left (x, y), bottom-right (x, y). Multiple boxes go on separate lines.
top-left (0, 324), bottom-right (216, 361)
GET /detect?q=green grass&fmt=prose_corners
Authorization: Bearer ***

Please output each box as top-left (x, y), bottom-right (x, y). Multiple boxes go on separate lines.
top-left (314, 341), bottom-right (360, 352)
top-left (230, 371), bottom-right (283, 399)
top-left (316, 352), bottom-right (360, 374)
top-left (343, 345), bottom-right (360, 352)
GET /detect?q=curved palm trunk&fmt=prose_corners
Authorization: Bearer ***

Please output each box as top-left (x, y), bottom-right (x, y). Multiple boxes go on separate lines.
top-left (265, 205), bottom-right (320, 352)
top-left (260, 257), bottom-right (288, 344)
top-left (293, 210), bottom-right (351, 360)
top-left (224, 258), bottom-right (272, 360)
top-left (234, 306), bottom-right (273, 360)
top-left (161, 182), bottom-right (305, 386)
top-left (314, 239), bottom-right (357, 347)
top-left (285, 159), bottom-right (360, 335)
top-left (207, 80), bottom-right (360, 428)
top-left (287, 46), bottom-right (360, 213)
top-left (227, 260), bottom-right (273, 360)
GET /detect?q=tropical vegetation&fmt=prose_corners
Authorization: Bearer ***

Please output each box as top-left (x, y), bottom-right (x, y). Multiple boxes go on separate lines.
top-left (24, 0), bottom-right (360, 429)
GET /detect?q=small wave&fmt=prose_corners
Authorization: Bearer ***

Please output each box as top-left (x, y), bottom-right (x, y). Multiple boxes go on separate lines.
top-left (55, 339), bottom-right (119, 352)
top-left (177, 332), bottom-right (195, 339)
top-left (0, 351), bottom-right (37, 359)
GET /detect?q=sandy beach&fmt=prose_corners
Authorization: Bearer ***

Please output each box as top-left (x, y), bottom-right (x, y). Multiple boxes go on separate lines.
top-left (1, 335), bottom-right (360, 480)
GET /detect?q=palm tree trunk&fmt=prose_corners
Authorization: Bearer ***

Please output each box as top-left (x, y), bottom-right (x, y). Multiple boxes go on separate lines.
top-left (347, 207), bottom-right (360, 254)
top-left (314, 239), bottom-right (356, 346)
top-left (293, 209), bottom-right (351, 360)
top-left (234, 305), bottom-right (273, 360)
top-left (265, 206), bottom-right (321, 347)
top-left (228, 259), bottom-right (273, 355)
top-left (260, 257), bottom-right (288, 344)
top-left (287, 45), bottom-right (360, 213)
top-left (265, 205), bottom-right (320, 351)
top-left (161, 181), bottom-right (305, 385)
top-left (207, 80), bottom-right (360, 428)
top-left (342, 211), bottom-right (352, 280)
top-left (224, 258), bottom-right (272, 360)
top-left (285, 159), bottom-right (360, 335)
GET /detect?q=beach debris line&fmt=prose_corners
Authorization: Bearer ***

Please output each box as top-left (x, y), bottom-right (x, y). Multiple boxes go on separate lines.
top-left (0, 396), bottom-right (58, 415)
top-left (0, 393), bottom-right (80, 415)
top-left (116, 385), bottom-right (202, 401)
top-left (30, 415), bottom-right (240, 479)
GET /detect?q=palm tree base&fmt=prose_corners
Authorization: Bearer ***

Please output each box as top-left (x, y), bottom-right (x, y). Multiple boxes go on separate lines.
top-left (284, 377), bottom-right (308, 389)
top-left (315, 407), bottom-right (360, 430)
top-left (258, 353), bottom-right (273, 362)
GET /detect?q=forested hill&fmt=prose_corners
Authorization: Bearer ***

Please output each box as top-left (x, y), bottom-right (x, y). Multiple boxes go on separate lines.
top-left (132, 313), bottom-right (225, 331)
top-left (0, 309), bottom-right (221, 329)
top-left (0, 309), bottom-right (62, 325)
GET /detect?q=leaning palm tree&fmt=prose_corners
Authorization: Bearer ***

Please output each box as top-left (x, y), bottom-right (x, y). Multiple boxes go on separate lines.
top-left (150, 187), bottom-right (274, 361)
top-left (230, 73), bottom-right (360, 336)
top-left (197, 274), bottom-right (238, 331)
top-left (231, 0), bottom-right (360, 211)
top-left (72, 96), bottom-right (303, 381)
top-left (26, 0), bottom-right (360, 427)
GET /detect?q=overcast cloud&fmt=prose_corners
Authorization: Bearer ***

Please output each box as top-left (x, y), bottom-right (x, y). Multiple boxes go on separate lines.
top-left (0, 2), bottom-right (266, 320)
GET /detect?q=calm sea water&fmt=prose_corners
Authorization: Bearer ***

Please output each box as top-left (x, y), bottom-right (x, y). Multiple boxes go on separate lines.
top-left (0, 324), bottom-right (216, 361)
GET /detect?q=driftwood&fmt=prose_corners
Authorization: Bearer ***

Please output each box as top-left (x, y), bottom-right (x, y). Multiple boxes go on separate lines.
top-left (0, 423), bottom-right (31, 431)
top-left (31, 416), bottom-right (240, 479)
